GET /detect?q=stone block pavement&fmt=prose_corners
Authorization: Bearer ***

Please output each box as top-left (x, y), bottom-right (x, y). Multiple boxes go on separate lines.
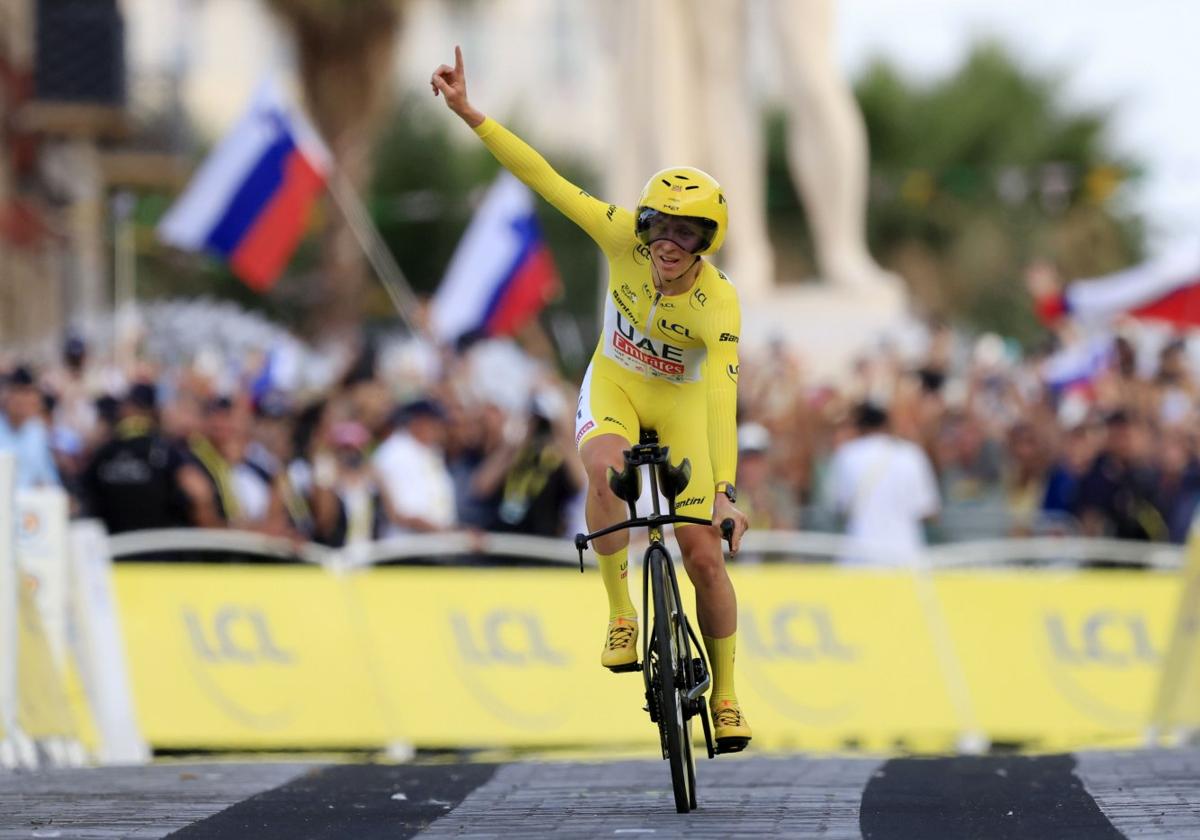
top-left (1, 750), bottom-right (1199, 838)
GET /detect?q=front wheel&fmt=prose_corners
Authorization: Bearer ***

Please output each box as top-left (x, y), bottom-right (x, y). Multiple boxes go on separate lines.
top-left (650, 547), bottom-right (694, 813)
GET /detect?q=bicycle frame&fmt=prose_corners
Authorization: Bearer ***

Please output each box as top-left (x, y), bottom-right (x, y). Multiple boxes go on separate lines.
top-left (573, 431), bottom-right (734, 764)
top-left (637, 455), bottom-right (712, 713)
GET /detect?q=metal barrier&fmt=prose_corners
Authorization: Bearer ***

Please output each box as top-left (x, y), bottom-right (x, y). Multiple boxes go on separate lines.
top-left (104, 527), bottom-right (1184, 571)
top-left (107, 528), bottom-right (331, 565)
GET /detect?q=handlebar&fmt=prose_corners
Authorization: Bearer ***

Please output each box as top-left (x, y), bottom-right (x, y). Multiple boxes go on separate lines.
top-left (574, 515), bottom-right (738, 572)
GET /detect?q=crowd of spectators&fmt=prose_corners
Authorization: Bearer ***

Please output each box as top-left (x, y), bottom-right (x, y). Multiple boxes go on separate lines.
top-left (3, 307), bottom-right (1200, 550)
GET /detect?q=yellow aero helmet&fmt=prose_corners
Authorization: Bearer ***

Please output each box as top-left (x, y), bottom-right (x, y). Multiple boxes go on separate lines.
top-left (636, 167), bottom-right (728, 255)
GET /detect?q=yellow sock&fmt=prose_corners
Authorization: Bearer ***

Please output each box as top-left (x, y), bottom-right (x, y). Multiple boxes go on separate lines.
top-left (704, 633), bottom-right (737, 704)
top-left (597, 547), bottom-right (637, 620)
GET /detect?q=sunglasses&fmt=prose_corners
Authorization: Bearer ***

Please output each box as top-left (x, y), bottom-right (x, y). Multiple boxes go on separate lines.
top-left (635, 208), bottom-right (717, 254)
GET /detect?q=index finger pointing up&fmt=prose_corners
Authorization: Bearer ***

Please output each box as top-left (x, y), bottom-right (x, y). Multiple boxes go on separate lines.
top-left (455, 44), bottom-right (464, 74)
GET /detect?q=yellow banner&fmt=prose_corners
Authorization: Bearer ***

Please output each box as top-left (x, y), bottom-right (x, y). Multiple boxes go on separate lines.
top-left (1151, 530), bottom-right (1200, 739)
top-left (347, 565), bottom-right (965, 751)
top-left (113, 565), bottom-right (392, 749)
top-left (111, 561), bottom-right (1181, 752)
top-left (936, 569), bottom-right (1177, 749)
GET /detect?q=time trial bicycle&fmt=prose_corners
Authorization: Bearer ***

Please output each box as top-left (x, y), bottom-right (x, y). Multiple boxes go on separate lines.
top-left (575, 429), bottom-right (736, 813)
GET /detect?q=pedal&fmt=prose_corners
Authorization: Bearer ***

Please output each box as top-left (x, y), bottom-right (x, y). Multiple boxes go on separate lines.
top-left (606, 661), bottom-right (642, 674)
top-left (715, 736), bottom-right (750, 755)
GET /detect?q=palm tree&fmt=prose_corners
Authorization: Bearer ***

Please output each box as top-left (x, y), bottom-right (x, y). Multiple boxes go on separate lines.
top-left (265, 0), bottom-right (406, 343)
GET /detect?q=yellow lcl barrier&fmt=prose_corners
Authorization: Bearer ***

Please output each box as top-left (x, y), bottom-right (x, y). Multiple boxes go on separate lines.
top-left (112, 560), bottom-right (1179, 752)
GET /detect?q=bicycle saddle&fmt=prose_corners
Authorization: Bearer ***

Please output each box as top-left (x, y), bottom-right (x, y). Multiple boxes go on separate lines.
top-left (607, 463), bottom-right (642, 503)
top-left (657, 458), bottom-right (692, 501)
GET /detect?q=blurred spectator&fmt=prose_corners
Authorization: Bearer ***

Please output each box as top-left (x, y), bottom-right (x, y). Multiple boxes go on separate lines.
top-left (374, 397), bottom-right (456, 534)
top-left (735, 422), bottom-right (797, 530)
top-left (442, 396), bottom-right (505, 529)
top-left (826, 402), bottom-right (940, 565)
top-left (1153, 338), bottom-right (1196, 427)
top-left (186, 396), bottom-right (266, 527)
top-left (1003, 421), bottom-right (1051, 536)
top-left (44, 334), bottom-right (98, 444)
top-left (474, 387), bottom-right (584, 537)
top-left (288, 399), bottom-right (341, 544)
top-left (13, 291), bottom-right (1200, 551)
top-left (325, 421), bottom-right (388, 547)
top-left (0, 365), bottom-right (60, 488)
top-left (1073, 410), bottom-right (1165, 541)
top-left (43, 391), bottom-right (87, 513)
top-left (1041, 415), bottom-right (1102, 531)
top-left (1150, 428), bottom-right (1200, 544)
top-left (81, 383), bottom-right (217, 533)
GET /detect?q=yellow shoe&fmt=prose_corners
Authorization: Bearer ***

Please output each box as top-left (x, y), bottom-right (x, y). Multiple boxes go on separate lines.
top-left (601, 616), bottom-right (639, 672)
top-left (712, 699), bottom-right (751, 753)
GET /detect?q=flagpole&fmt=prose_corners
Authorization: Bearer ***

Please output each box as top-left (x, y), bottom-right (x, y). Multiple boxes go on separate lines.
top-left (324, 169), bottom-right (422, 334)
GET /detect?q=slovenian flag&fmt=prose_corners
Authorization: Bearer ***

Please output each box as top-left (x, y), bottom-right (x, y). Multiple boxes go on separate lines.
top-left (1041, 336), bottom-right (1113, 396)
top-left (1036, 238), bottom-right (1200, 329)
top-left (430, 172), bottom-right (561, 343)
top-left (158, 80), bottom-right (330, 292)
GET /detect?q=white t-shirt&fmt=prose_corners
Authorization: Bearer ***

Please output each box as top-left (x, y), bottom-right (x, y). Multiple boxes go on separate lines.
top-left (827, 433), bottom-right (940, 566)
top-left (232, 463), bottom-right (272, 524)
top-left (372, 431), bottom-right (456, 536)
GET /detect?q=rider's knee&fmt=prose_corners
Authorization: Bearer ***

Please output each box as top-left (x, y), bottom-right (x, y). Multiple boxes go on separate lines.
top-left (683, 543), bottom-right (726, 587)
top-left (582, 444), bottom-right (625, 501)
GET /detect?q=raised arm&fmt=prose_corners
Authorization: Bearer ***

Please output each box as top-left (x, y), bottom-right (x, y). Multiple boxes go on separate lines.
top-left (432, 46), bottom-right (631, 257)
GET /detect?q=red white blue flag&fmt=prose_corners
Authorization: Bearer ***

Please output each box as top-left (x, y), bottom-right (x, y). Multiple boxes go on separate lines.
top-left (158, 80), bottom-right (330, 292)
top-left (1037, 238), bottom-right (1200, 329)
top-left (430, 172), bottom-right (561, 343)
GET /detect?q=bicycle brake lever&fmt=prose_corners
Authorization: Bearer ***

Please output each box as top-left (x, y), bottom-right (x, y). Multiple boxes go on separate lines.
top-left (574, 533), bottom-right (588, 573)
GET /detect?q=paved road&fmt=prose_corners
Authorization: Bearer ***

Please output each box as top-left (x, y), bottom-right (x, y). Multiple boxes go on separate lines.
top-left (1, 750), bottom-right (1197, 839)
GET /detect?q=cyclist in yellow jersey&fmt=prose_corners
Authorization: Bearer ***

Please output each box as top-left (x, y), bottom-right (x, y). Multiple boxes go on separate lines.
top-left (433, 47), bottom-right (751, 749)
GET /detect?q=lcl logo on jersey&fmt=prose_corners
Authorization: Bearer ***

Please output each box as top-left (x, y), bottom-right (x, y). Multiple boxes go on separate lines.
top-left (690, 288), bottom-right (708, 311)
top-left (659, 319), bottom-right (692, 339)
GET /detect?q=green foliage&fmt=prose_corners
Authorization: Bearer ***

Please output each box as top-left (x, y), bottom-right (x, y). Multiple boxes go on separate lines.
top-left (767, 40), bottom-right (1145, 343)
